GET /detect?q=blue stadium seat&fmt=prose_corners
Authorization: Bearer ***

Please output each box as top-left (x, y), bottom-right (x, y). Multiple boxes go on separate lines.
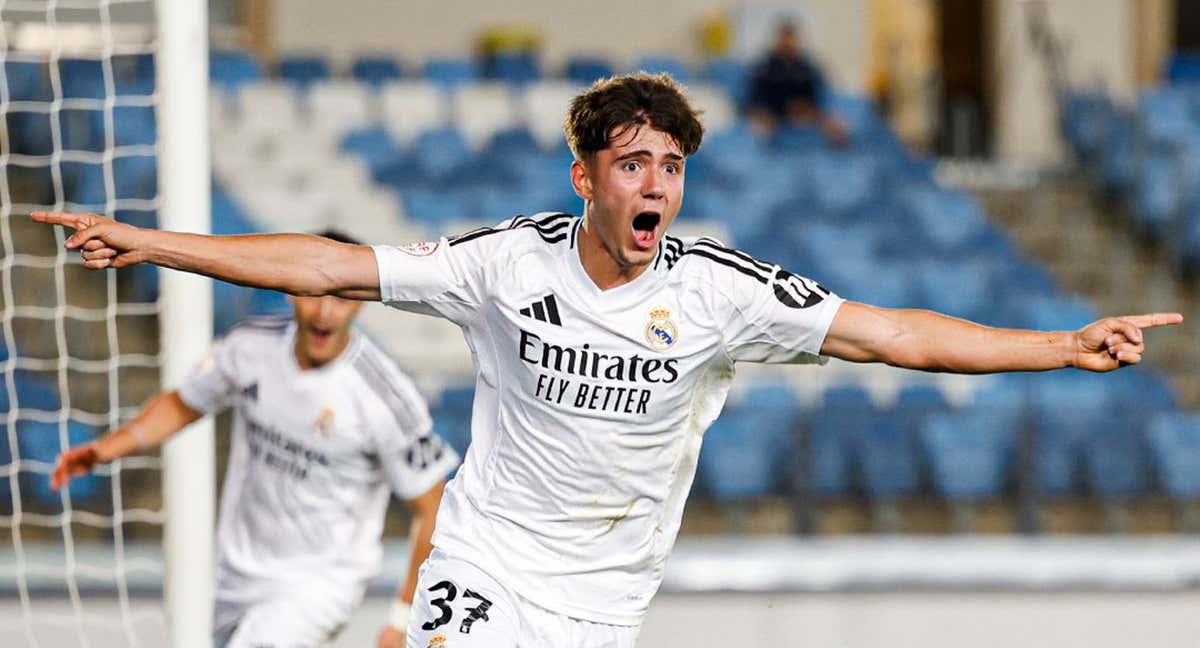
top-left (1028, 371), bottom-right (1111, 496)
top-left (920, 408), bottom-right (1017, 499)
top-left (913, 259), bottom-right (994, 321)
top-left (469, 186), bottom-right (531, 223)
top-left (902, 189), bottom-right (990, 255)
top-left (827, 93), bottom-right (882, 142)
top-left (211, 186), bottom-right (288, 333)
top-left (1011, 294), bottom-right (1098, 332)
top-left (278, 55), bottom-right (331, 87)
top-left (1132, 152), bottom-right (1182, 239)
top-left (854, 415), bottom-right (919, 498)
top-left (808, 151), bottom-right (879, 216)
top-left (895, 383), bottom-right (951, 440)
top-left (970, 373), bottom-right (1030, 411)
top-left (699, 384), bottom-right (799, 500)
top-left (59, 109), bottom-right (105, 153)
top-left (488, 52), bottom-right (541, 85)
top-left (210, 50), bottom-right (265, 92)
top-left (703, 58), bottom-right (749, 107)
top-left (341, 126), bottom-right (402, 175)
top-left (806, 385), bottom-right (872, 497)
top-left (113, 105), bottom-right (157, 147)
top-left (793, 222), bottom-right (879, 271)
top-left (431, 385), bottom-right (475, 461)
top-left (412, 127), bottom-right (473, 185)
top-left (1100, 114), bottom-right (1138, 196)
top-left (565, 56), bottom-right (613, 85)
top-left (771, 123), bottom-right (825, 152)
top-left (1112, 367), bottom-right (1178, 412)
top-left (115, 209), bottom-right (161, 303)
top-left (1061, 92), bottom-right (1115, 161)
top-left (5, 59), bottom-right (52, 102)
top-left (854, 385), bottom-right (950, 499)
top-left (61, 161), bottom-right (107, 205)
top-left (352, 55), bottom-right (404, 86)
top-left (697, 124), bottom-right (768, 187)
top-left (423, 58), bottom-right (479, 89)
top-left (111, 53), bottom-right (155, 96)
top-left (3, 64), bottom-right (53, 152)
top-left (1082, 418), bottom-right (1149, 497)
top-left (682, 185), bottom-right (740, 222)
top-left (828, 259), bottom-right (912, 308)
top-left (487, 126), bottom-right (541, 157)
top-left (1138, 88), bottom-right (1193, 147)
top-left (1147, 412), bottom-right (1200, 499)
top-left (17, 419), bottom-right (103, 506)
top-left (634, 55), bottom-right (689, 83)
top-left (1166, 52), bottom-right (1200, 84)
top-left (58, 58), bottom-right (105, 99)
top-left (501, 149), bottom-right (577, 205)
top-left (113, 154), bottom-right (158, 200)
top-left (401, 187), bottom-right (473, 227)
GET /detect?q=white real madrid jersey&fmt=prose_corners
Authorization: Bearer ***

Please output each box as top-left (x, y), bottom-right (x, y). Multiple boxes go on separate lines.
top-left (177, 317), bottom-right (459, 603)
top-left (373, 213), bottom-right (844, 625)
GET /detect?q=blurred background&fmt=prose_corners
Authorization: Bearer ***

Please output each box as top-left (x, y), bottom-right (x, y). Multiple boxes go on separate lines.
top-left (3, 0), bottom-right (1200, 645)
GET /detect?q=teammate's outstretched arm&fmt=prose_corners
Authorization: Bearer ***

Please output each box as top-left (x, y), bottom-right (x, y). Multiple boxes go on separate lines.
top-left (51, 391), bottom-right (201, 490)
top-left (31, 212), bottom-right (381, 300)
top-left (378, 481), bottom-right (445, 648)
top-left (821, 302), bottom-right (1183, 373)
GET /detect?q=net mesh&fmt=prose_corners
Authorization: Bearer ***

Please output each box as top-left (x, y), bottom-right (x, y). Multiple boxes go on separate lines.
top-left (2, 1), bottom-right (167, 644)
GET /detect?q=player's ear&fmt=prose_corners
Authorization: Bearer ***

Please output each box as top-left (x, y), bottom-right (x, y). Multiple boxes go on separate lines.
top-left (570, 158), bottom-right (592, 201)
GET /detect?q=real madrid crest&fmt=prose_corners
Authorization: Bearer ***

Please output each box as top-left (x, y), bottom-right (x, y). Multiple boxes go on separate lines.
top-left (645, 306), bottom-right (678, 351)
top-left (313, 407), bottom-right (335, 438)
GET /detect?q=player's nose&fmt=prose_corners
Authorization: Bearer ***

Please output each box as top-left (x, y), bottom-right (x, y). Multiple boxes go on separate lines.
top-left (641, 167), bottom-right (666, 200)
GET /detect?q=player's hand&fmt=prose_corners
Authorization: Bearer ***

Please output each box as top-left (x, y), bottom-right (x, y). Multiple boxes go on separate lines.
top-left (376, 625), bottom-right (406, 648)
top-left (1073, 312), bottom-right (1183, 372)
top-left (51, 442), bottom-right (103, 491)
top-left (31, 211), bottom-right (150, 269)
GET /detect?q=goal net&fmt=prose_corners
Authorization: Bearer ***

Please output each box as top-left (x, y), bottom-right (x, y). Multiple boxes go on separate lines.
top-left (1, 1), bottom-right (211, 646)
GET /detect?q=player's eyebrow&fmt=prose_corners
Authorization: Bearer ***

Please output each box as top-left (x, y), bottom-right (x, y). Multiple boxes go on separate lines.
top-left (614, 150), bottom-right (685, 162)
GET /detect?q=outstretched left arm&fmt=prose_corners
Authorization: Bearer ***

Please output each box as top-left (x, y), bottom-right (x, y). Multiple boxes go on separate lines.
top-left (820, 302), bottom-right (1183, 373)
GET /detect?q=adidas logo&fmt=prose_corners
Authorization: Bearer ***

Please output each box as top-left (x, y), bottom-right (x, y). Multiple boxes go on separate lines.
top-left (518, 294), bottom-right (562, 326)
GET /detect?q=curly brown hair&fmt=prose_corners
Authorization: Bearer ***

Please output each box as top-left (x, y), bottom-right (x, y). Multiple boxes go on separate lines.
top-left (564, 72), bottom-right (705, 162)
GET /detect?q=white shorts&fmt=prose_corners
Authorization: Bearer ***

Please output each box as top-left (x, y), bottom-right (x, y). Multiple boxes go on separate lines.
top-left (213, 588), bottom-right (355, 648)
top-left (406, 549), bottom-right (642, 648)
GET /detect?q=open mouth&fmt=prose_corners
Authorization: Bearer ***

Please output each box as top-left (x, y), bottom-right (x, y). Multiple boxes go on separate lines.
top-left (631, 211), bottom-right (661, 250)
top-left (309, 325), bottom-right (334, 344)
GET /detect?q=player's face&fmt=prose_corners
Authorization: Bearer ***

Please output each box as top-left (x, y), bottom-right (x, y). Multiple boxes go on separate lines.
top-left (288, 294), bottom-right (363, 369)
top-left (573, 125), bottom-right (685, 272)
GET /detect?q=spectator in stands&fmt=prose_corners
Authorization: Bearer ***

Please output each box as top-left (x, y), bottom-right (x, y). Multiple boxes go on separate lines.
top-left (746, 21), bottom-right (849, 145)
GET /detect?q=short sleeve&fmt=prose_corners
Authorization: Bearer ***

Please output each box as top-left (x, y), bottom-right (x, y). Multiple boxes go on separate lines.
top-left (176, 335), bottom-right (240, 415)
top-left (372, 221), bottom-right (511, 326)
top-left (357, 351), bottom-right (460, 500)
top-left (373, 215), bottom-right (577, 326)
top-left (697, 240), bottom-right (845, 364)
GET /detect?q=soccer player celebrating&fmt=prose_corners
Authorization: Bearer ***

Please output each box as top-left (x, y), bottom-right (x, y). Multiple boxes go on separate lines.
top-left (50, 231), bottom-right (459, 648)
top-left (36, 74), bottom-right (1181, 647)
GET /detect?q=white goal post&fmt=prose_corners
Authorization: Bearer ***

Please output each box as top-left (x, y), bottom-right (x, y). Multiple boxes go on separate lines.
top-left (155, 0), bottom-right (214, 646)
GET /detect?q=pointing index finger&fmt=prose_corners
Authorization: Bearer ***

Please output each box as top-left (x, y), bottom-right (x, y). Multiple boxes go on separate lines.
top-left (31, 211), bottom-right (93, 231)
top-left (1118, 312), bottom-right (1185, 329)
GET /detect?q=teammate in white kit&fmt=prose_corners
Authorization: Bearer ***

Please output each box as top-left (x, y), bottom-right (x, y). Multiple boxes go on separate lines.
top-left (37, 73), bottom-right (1181, 647)
top-left (51, 231), bottom-right (459, 648)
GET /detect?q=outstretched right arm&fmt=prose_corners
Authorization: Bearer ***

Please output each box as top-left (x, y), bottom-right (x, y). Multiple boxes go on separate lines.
top-left (51, 391), bottom-right (201, 490)
top-left (32, 212), bottom-right (381, 300)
